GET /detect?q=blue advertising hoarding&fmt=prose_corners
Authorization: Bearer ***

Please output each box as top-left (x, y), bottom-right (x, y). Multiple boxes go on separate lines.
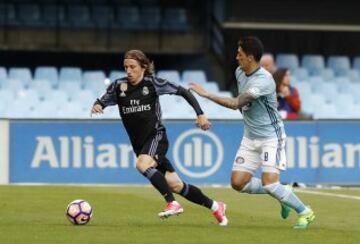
top-left (8, 120), bottom-right (360, 185)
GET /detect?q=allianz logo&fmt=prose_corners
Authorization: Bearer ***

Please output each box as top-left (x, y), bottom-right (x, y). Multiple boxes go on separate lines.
top-left (30, 133), bottom-right (360, 171)
top-left (30, 129), bottom-right (224, 179)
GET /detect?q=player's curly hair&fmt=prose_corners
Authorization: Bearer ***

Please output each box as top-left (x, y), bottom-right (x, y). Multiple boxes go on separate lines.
top-left (124, 49), bottom-right (155, 75)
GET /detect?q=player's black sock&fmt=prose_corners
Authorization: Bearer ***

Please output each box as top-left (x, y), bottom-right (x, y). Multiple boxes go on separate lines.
top-left (179, 182), bottom-right (213, 209)
top-left (142, 167), bottom-right (175, 203)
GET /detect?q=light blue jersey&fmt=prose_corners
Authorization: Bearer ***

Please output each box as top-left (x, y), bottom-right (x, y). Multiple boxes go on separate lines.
top-left (235, 66), bottom-right (285, 139)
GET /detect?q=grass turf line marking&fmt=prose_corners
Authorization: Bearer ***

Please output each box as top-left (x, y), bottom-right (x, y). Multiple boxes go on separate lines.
top-left (296, 189), bottom-right (360, 200)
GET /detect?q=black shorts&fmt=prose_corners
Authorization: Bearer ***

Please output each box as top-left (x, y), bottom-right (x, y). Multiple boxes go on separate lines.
top-left (134, 130), bottom-right (175, 174)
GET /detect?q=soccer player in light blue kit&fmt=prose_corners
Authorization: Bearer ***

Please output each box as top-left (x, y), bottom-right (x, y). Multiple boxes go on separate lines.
top-left (190, 36), bottom-right (315, 229)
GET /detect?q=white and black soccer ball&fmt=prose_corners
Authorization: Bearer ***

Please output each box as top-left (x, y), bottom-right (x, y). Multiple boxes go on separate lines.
top-left (66, 199), bottom-right (93, 225)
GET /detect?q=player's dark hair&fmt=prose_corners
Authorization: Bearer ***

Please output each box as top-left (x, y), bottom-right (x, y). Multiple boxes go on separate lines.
top-left (124, 49), bottom-right (155, 75)
top-left (272, 68), bottom-right (288, 93)
top-left (238, 36), bottom-right (264, 62)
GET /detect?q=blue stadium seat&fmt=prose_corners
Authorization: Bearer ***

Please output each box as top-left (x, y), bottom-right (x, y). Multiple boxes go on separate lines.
top-left (9, 67), bottom-right (32, 87)
top-left (42, 4), bottom-right (65, 27)
top-left (327, 56), bottom-right (351, 77)
top-left (2, 78), bottom-right (26, 91)
top-left (83, 70), bottom-right (106, 92)
top-left (162, 8), bottom-right (189, 31)
top-left (307, 76), bottom-right (324, 91)
top-left (292, 67), bottom-right (308, 81)
top-left (157, 70), bottom-right (181, 83)
top-left (16, 89), bottom-right (40, 107)
top-left (320, 68), bottom-right (335, 82)
top-left (203, 82), bottom-right (220, 93)
top-left (0, 67), bottom-right (7, 84)
top-left (182, 70), bottom-right (207, 84)
top-left (140, 7), bottom-right (161, 30)
top-left (353, 56), bottom-right (360, 71)
top-left (28, 79), bottom-right (53, 100)
top-left (59, 67), bottom-right (82, 83)
top-left (109, 70), bottom-right (126, 81)
top-left (18, 3), bottom-right (42, 27)
top-left (313, 103), bottom-right (338, 119)
top-left (114, 6), bottom-right (140, 30)
top-left (56, 101), bottom-right (87, 118)
top-left (301, 55), bottom-right (325, 76)
top-left (31, 101), bottom-right (58, 118)
top-left (65, 5), bottom-right (93, 28)
top-left (70, 90), bottom-right (95, 109)
top-left (302, 94), bottom-right (326, 115)
top-left (276, 54), bottom-right (299, 73)
top-left (0, 90), bottom-right (15, 102)
top-left (58, 82), bottom-right (82, 97)
top-left (294, 82), bottom-right (312, 100)
top-left (34, 66), bottom-right (58, 87)
top-left (313, 82), bottom-right (338, 103)
top-left (346, 69), bottom-right (360, 82)
top-left (42, 90), bottom-right (70, 109)
top-left (92, 5), bottom-right (113, 29)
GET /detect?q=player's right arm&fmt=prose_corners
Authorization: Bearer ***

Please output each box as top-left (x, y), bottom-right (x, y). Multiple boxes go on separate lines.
top-left (91, 81), bottom-right (118, 114)
top-left (190, 82), bottom-right (254, 110)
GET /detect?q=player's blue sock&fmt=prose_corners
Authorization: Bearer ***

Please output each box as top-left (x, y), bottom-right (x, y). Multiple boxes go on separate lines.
top-left (241, 177), bottom-right (267, 194)
top-left (264, 182), bottom-right (306, 214)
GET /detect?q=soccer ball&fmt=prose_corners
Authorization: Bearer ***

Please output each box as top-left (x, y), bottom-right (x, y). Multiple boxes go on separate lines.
top-left (66, 199), bottom-right (93, 225)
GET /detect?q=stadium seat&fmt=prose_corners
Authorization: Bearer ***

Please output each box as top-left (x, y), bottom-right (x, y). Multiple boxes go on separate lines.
top-left (58, 81), bottom-right (82, 96)
top-left (5, 99), bottom-right (34, 118)
top-left (350, 83), bottom-right (360, 104)
top-left (8, 68), bottom-right (32, 87)
top-left (18, 3), bottom-right (42, 27)
top-left (2, 79), bottom-right (26, 91)
top-left (42, 4), bottom-right (64, 27)
top-left (91, 5), bottom-right (113, 29)
top-left (56, 101), bottom-right (88, 118)
top-left (5, 3), bottom-right (18, 26)
top-left (334, 94), bottom-right (354, 112)
top-left (70, 90), bottom-right (95, 110)
top-left (334, 77), bottom-right (351, 94)
top-left (292, 67), bottom-right (308, 81)
top-left (31, 101), bottom-right (58, 118)
top-left (276, 54), bottom-right (299, 73)
top-left (28, 79), bottom-right (53, 100)
top-left (182, 70), bottom-right (207, 84)
top-left (59, 67), bottom-right (82, 83)
top-left (307, 76), bottom-right (324, 91)
top-left (34, 66), bottom-right (58, 88)
top-left (83, 70), bottom-right (107, 92)
top-left (352, 56), bottom-right (360, 71)
top-left (162, 8), bottom-right (189, 31)
top-left (294, 82), bottom-right (312, 100)
top-left (109, 70), bottom-right (126, 81)
top-left (313, 82), bottom-right (337, 103)
top-left (0, 67), bottom-right (7, 84)
top-left (157, 70), bottom-right (181, 83)
top-left (346, 69), bottom-right (360, 81)
top-left (43, 90), bottom-right (70, 109)
top-left (302, 94), bottom-right (326, 114)
top-left (65, 5), bottom-right (93, 28)
top-left (327, 56), bottom-right (351, 77)
top-left (0, 90), bottom-right (15, 102)
top-left (313, 103), bottom-right (338, 119)
top-left (203, 81), bottom-right (220, 93)
top-left (320, 68), bottom-right (335, 82)
top-left (140, 7), bottom-right (161, 30)
top-left (114, 6), bottom-right (140, 30)
top-left (301, 55), bottom-right (325, 76)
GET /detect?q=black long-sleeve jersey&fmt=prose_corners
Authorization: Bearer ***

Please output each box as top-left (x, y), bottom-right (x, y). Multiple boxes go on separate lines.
top-left (95, 75), bottom-right (204, 150)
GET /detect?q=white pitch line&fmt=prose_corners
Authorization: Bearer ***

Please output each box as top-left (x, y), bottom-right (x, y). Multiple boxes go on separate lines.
top-left (295, 189), bottom-right (360, 200)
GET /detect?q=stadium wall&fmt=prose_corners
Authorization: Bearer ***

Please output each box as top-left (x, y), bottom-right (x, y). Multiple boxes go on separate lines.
top-left (1, 119), bottom-right (360, 185)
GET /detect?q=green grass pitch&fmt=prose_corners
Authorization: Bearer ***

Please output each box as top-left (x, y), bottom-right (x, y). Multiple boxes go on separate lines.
top-left (0, 185), bottom-right (359, 244)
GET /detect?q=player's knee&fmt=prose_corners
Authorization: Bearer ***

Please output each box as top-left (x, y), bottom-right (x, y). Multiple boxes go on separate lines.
top-left (231, 179), bottom-right (246, 191)
top-left (169, 182), bottom-right (183, 193)
top-left (135, 160), bottom-right (151, 173)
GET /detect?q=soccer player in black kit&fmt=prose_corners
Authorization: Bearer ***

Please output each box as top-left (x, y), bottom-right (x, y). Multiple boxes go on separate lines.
top-left (91, 50), bottom-right (228, 226)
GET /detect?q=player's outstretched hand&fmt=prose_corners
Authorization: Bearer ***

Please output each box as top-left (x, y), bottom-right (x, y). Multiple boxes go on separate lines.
top-left (196, 114), bottom-right (211, 131)
top-left (90, 104), bottom-right (103, 117)
top-left (189, 82), bottom-right (209, 98)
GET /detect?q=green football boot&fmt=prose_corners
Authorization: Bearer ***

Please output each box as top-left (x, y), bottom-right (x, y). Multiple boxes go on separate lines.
top-left (293, 207), bottom-right (315, 229)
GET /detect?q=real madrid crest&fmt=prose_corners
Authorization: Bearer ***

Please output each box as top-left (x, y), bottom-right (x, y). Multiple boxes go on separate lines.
top-left (119, 82), bottom-right (128, 97)
top-left (142, 86), bottom-right (149, 96)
